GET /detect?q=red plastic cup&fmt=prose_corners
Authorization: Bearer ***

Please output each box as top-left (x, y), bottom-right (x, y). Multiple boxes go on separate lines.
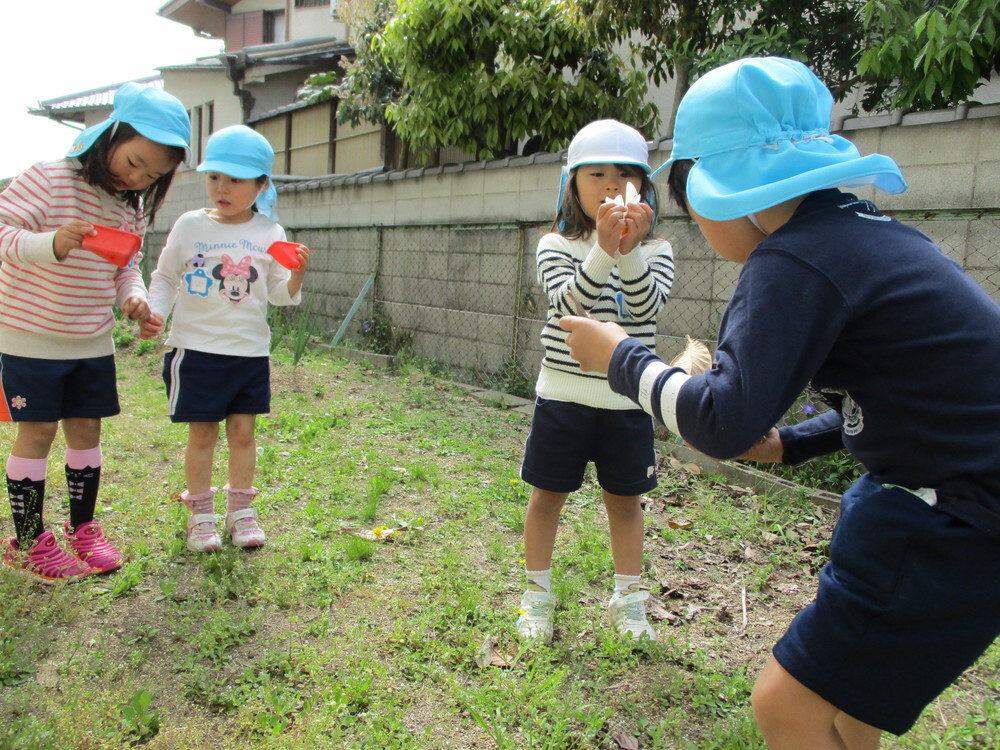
top-left (81, 225), bottom-right (142, 267)
top-left (267, 241), bottom-right (305, 269)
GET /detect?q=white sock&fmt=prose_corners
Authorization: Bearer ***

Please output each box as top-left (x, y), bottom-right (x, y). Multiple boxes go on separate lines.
top-left (613, 573), bottom-right (642, 598)
top-left (525, 568), bottom-right (552, 593)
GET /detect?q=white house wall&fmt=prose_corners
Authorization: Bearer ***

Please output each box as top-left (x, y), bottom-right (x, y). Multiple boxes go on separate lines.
top-left (287, 5), bottom-right (347, 41)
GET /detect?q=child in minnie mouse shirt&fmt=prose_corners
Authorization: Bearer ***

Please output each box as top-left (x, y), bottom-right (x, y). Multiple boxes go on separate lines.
top-left (142, 126), bottom-right (309, 553)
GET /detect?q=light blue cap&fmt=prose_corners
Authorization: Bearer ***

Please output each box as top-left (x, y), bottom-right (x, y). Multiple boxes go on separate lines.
top-left (67, 82), bottom-right (192, 163)
top-left (197, 125), bottom-right (279, 221)
top-left (650, 57), bottom-right (907, 220)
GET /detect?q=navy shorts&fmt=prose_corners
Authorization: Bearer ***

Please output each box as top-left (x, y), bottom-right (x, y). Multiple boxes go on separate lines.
top-left (163, 348), bottom-right (270, 423)
top-left (520, 397), bottom-right (657, 496)
top-left (0, 352), bottom-right (119, 422)
top-left (773, 473), bottom-right (1000, 735)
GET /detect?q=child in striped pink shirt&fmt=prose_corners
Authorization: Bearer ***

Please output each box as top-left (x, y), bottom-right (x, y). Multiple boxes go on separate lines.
top-left (0, 82), bottom-right (191, 582)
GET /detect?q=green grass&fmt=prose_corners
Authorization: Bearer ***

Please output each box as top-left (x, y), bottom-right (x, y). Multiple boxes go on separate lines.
top-left (0, 329), bottom-right (995, 749)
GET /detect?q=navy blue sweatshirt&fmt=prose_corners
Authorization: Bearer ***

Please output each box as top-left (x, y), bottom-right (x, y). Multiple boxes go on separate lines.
top-left (610, 190), bottom-right (1000, 492)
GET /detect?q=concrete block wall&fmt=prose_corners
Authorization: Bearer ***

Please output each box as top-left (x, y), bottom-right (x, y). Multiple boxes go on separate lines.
top-left (146, 106), bottom-right (1000, 391)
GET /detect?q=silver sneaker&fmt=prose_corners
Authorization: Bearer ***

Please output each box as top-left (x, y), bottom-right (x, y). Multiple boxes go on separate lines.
top-left (516, 590), bottom-right (556, 642)
top-left (608, 589), bottom-right (657, 640)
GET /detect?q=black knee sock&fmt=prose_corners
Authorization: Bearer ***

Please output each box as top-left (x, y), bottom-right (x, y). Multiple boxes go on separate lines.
top-left (8, 476), bottom-right (45, 546)
top-left (66, 464), bottom-right (101, 529)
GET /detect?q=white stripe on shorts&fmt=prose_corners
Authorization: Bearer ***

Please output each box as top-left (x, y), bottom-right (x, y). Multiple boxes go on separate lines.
top-left (167, 349), bottom-right (185, 416)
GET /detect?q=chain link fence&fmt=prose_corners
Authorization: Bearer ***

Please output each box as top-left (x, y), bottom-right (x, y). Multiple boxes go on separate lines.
top-left (272, 209), bottom-right (1000, 398)
top-left (145, 209), bottom-right (1000, 398)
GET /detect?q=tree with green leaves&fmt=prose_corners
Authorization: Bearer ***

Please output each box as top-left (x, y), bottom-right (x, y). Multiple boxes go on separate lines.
top-left (305, 0), bottom-right (659, 160)
top-left (581, 0), bottom-right (867, 134)
top-left (859, 0), bottom-right (1000, 111)
top-left (583, 0), bottom-right (1000, 131)
top-left (299, 0), bottom-right (401, 129)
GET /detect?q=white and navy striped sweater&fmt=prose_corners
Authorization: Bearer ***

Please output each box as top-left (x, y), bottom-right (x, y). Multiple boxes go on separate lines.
top-left (0, 158), bottom-right (148, 359)
top-left (535, 232), bottom-right (674, 409)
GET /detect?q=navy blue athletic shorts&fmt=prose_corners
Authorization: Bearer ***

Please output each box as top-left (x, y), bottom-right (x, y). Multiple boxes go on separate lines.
top-left (0, 352), bottom-right (119, 421)
top-left (163, 348), bottom-right (270, 423)
top-left (773, 473), bottom-right (1000, 735)
top-left (520, 396), bottom-right (657, 496)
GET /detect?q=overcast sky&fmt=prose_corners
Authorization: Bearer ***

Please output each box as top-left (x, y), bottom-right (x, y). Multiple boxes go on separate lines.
top-left (2, 0), bottom-right (222, 179)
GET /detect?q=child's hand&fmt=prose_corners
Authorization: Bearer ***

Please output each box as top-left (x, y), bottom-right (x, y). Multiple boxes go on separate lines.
top-left (618, 202), bottom-right (653, 255)
top-left (595, 201), bottom-right (627, 256)
top-left (139, 313), bottom-right (164, 340)
top-left (558, 315), bottom-right (628, 373)
top-left (121, 296), bottom-right (151, 323)
top-left (287, 244), bottom-right (311, 297)
top-left (736, 429), bottom-right (784, 463)
top-left (53, 221), bottom-right (95, 260)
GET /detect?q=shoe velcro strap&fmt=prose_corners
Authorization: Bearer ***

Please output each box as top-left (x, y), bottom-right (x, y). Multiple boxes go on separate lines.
top-left (226, 508), bottom-right (258, 524)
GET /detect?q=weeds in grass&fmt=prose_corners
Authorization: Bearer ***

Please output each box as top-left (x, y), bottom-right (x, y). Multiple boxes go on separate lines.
top-left (120, 689), bottom-right (160, 742)
top-left (0, 332), bottom-right (995, 749)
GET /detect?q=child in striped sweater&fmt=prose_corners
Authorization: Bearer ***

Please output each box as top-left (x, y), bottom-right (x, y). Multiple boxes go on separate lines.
top-left (516, 120), bottom-right (675, 642)
top-left (0, 82), bottom-right (191, 582)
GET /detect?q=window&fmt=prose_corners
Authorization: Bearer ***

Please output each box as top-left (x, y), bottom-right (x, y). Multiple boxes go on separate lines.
top-left (187, 103), bottom-right (215, 168)
top-left (263, 10), bottom-right (285, 44)
top-left (294, 0), bottom-right (327, 6)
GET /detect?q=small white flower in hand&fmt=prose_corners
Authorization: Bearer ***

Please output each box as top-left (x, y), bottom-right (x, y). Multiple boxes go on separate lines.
top-left (603, 181), bottom-right (641, 208)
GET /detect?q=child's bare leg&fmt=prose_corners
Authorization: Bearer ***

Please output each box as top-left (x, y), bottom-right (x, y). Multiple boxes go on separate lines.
top-left (225, 414), bottom-right (256, 490)
top-left (12, 421), bottom-right (59, 459)
top-left (517, 486), bottom-right (567, 639)
top-left (61, 417), bottom-right (101, 451)
top-left (523, 486), bottom-right (569, 571)
top-left (752, 656), bottom-right (881, 750)
top-left (185, 422), bottom-right (220, 495)
top-left (602, 490), bottom-right (643, 576)
top-left (834, 712), bottom-right (882, 750)
top-left (223, 414), bottom-right (264, 548)
top-left (182, 423), bottom-right (222, 552)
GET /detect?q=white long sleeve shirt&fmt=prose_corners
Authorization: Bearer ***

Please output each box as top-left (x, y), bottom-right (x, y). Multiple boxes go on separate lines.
top-left (0, 158), bottom-right (148, 359)
top-left (147, 209), bottom-right (300, 358)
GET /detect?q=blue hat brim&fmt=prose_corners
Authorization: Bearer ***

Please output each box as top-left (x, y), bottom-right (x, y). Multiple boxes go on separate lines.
top-left (665, 134), bottom-right (907, 221)
top-left (66, 116), bottom-right (192, 163)
top-left (66, 119), bottom-right (115, 159)
top-left (132, 122), bottom-right (192, 163)
top-left (196, 159), bottom-right (267, 179)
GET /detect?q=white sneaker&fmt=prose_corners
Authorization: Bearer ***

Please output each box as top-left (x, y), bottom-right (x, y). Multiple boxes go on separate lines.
top-left (186, 513), bottom-right (221, 553)
top-left (516, 590), bottom-right (556, 642)
top-left (609, 589), bottom-right (657, 641)
top-left (226, 508), bottom-right (266, 548)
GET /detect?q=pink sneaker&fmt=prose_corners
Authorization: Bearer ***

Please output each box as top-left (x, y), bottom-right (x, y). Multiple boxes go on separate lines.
top-left (225, 508), bottom-right (266, 548)
top-left (186, 513), bottom-right (222, 553)
top-left (64, 521), bottom-right (123, 573)
top-left (2, 530), bottom-right (95, 583)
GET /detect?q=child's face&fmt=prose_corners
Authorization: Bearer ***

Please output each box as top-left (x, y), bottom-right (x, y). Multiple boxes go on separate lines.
top-left (108, 135), bottom-right (179, 192)
top-left (689, 205), bottom-right (764, 264)
top-left (204, 172), bottom-right (265, 224)
top-left (574, 163), bottom-right (643, 221)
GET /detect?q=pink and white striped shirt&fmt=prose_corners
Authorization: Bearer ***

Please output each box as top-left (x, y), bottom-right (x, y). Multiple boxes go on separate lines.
top-left (0, 158), bottom-right (148, 359)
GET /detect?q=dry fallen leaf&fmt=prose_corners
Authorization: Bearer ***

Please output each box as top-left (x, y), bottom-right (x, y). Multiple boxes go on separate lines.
top-left (474, 635), bottom-right (514, 669)
top-left (611, 731), bottom-right (640, 750)
top-left (647, 598), bottom-right (678, 623)
top-left (340, 524), bottom-right (424, 541)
